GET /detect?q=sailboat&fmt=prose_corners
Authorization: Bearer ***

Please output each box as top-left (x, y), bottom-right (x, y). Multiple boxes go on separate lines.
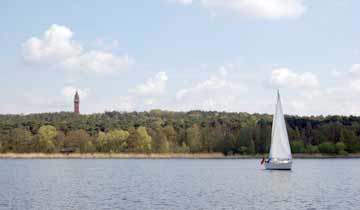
top-left (264, 90), bottom-right (292, 170)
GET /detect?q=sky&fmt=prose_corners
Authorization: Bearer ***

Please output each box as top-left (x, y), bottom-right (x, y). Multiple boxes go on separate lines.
top-left (1, 0), bottom-right (360, 116)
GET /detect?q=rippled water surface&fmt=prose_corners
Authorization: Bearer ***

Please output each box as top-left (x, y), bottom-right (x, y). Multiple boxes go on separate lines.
top-left (1, 159), bottom-right (360, 210)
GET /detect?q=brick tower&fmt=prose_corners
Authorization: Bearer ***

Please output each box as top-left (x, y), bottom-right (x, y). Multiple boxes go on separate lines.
top-left (74, 91), bottom-right (80, 114)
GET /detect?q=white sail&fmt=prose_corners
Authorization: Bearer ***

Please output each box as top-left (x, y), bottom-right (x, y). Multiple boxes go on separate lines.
top-left (269, 91), bottom-right (292, 160)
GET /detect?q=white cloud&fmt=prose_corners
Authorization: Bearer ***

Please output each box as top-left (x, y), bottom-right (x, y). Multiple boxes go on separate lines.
top-left (269, 68), bottom-right (319, 89)
top-left (117, 96), bottom-right (136, 111)
top-left (61, 51), bottom-right (133, 74)
top-left (285, 87), bottom-right (360, 116)
top-left (61, 86), bottom-right (91, 99)
top-left (22, 24), bottom-right (133, 74)
top-left (131, 72), bottom-right (168, 96)
top-left (7, 61), bottom-right (360, 115)
top-left (281, 63), bottom-right (360, 115)
top-left (115, 66), bottom-right (249, 112)
top-left (349, 64), bottom-right (360, 75)
top-left (170, 0), bottom-right (193, 5)
top-left (107, 72), bottom-right (169, 112)
top-left (349, 79), bottom-right (360, 92)
top-left (22, 24), bottom-right (82, 63)
top-left (171, 0), bottom-right (306, 19)
top-left (176, 74), bottom-right (244, 99)
top-left (175, 68), bottom-right (247, 110)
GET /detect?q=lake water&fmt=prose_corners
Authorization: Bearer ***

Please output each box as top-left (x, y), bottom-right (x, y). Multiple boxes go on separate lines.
top-left (0, 159), bottom-right (359, 210)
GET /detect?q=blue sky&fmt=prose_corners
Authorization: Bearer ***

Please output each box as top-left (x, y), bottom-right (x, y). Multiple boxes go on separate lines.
top-left (1, 0), bottom-right (360, 115)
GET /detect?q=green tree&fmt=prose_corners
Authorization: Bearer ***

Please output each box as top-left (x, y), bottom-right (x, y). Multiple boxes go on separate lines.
top-left (96, 131), bottom-right (108, 152)
top-left (236, 127), bottom-right (254, 155)
top-left (291, 140), bottom-right (306, 153)
top-left (135, 127), bottom-right (152, 153)
top-left (201, 125), bottom-right (217, 152)
top-left (340, 129), bottom-right (360, 153)
top-left (312, 130), bottom-right (327, 145)
top-left (163, 125), bottom-right (176, 143)
top-left (176, 142), bottom-right (190, 153)
top-left (65, 129), bottom-right (90, 152)
top-left (186, 124), bottom-right (202, 153)
top-left (36, 125), bottom-right (57, 153)
top-left (255, 120), bottom-right (271, 153)
top-left (223, 133), bottom-right (237, 155)
top-left (304, 121), bottom-right (313, 145)
top-left (163, 125), bottom-right (177, 151)
top-left (305, 144), bottom-right (319, 154)
top-left (335, 142), bottom-right (347, 155)
top-left (126, 128), bottom-right (137, 152)
top-left (54, 131), bottom-right (65, 152)
top-left (10, 128), bottom-right (33, 152)
top-left (247, 138), bottom-right (256, 155)
top-left (95, 130), bottom-right (129, 152)
top-left (80, 140), bottom-right (96, 153)
top-left (150, 121), bottom-right (170, 153)
top-left (318, 142), bottom-right (336, 154)
top-left (2, 110), bottom-right (360, 155)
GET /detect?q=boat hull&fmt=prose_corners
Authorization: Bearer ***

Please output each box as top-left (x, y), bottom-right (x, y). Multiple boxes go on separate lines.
top-left (265, 160), bottom-right (292, 170)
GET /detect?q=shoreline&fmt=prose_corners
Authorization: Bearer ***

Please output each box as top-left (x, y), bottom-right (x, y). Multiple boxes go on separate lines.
top-left (1, 153), bottom-right (360, 159)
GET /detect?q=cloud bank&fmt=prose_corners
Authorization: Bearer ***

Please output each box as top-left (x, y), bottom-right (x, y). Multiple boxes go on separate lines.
top-left (131, 72), bottom-right (169, 96)
top-left (169, 0), bottom-right (306, 19)
top-left (22, 24), bottom-right (133, 74)
top-left (269, 68), bottom-right (319, 89)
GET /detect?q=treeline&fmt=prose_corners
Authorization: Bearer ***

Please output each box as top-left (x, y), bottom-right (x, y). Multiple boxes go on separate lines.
top-left (0, 110), bottom-right (360, 155)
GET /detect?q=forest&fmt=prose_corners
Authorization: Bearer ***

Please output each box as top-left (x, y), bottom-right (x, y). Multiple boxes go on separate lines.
top-left (0, 110), bottom-right (360, 155)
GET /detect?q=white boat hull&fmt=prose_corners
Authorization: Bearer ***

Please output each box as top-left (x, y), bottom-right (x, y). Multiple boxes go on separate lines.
top-left (265, 160), bottom-right (292, 170)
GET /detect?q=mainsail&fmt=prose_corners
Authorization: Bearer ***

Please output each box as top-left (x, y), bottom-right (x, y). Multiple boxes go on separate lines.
top-left (269, 91), bottom-right (292, 160)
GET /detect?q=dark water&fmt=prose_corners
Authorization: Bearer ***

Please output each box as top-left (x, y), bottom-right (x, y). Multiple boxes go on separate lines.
top-left (0, 159), bottom-right (359, 210)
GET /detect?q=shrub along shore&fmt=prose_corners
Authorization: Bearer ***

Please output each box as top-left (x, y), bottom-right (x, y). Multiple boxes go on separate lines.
top-left (1, 153), bottom-right (360, 159)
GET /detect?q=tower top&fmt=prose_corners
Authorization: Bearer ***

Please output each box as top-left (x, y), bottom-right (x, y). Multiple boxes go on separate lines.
top-left (74, 91), bottom-right (80, 114)
top-left (74, 91), bottom-right (79, 102)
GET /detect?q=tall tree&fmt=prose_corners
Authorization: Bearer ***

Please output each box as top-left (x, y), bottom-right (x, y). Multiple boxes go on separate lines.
top-left (10, 128), bottom-right (33, 152)
top-left (65, 129), bottom-right (91, 152)
top-left (186, 124), bottom-right (202, 153)
top-left (340, 129), bottom-right (360, 152)
top-left (102, 129), bottom-right (129, 152)
top-left (135, 126), bottom-right (152, 153)
top-left (36, 125), bottom-right (57, 153)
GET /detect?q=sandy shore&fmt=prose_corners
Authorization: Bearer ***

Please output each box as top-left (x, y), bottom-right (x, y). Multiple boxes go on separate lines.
top-left (1, 153), bottom-right (360, 159)
top-left (0, 153), bottom-right (226, 159)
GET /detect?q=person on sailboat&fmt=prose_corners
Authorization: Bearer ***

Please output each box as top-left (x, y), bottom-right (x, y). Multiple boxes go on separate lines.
top-left (261, 157), bottom-right (265, 165)
top-left (260, 157), bottom-right (271, 164)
